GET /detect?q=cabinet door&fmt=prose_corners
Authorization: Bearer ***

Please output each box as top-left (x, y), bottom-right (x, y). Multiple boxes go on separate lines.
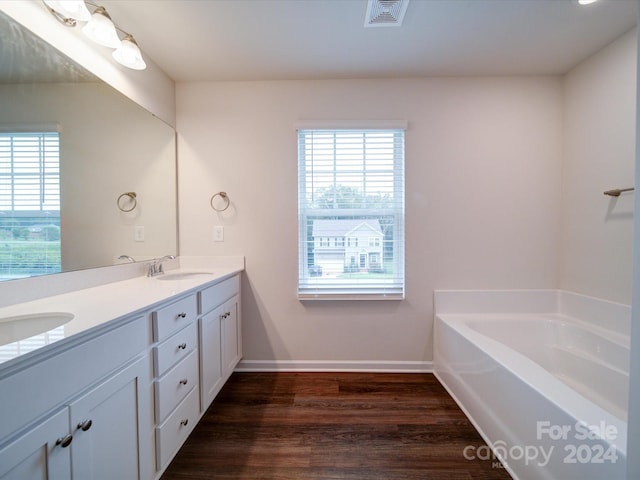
top-left (222, 294), bottom-right (241, 379)
top-left (199, 305), bottom-right (224, 410)
top-left (0, 408), bottom-right (71, 480)
top-left (69, 355), bottom-right (152, 480)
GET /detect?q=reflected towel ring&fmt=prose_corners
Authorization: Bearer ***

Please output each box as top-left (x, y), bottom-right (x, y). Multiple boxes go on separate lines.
top-left (210, 192), bottom-right (230, 212)
top-left (117, 192), bottom-right (137, 212)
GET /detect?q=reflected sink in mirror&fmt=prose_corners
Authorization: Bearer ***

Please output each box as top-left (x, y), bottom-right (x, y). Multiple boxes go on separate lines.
top-left (155, 272), bottom-right (215, 281)
top-left (0, 312), bottom-right (74, 346)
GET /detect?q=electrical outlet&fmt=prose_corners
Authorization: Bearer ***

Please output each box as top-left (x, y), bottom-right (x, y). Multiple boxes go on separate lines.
top-left (134, 226), bottom-right (145, 242)
top-left (214, 225), bottom-right (224, 242)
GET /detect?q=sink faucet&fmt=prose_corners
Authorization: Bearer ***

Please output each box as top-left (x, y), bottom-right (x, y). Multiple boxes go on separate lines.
top-left (147, 255), bottom-right (176, 277)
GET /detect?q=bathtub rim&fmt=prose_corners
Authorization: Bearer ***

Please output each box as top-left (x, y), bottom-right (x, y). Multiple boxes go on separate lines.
top-left (433, 289), bottom-right (630, 339)
top-left (462, 311), bottom-right (630, 351)
top-left (435, 312), bottom-right (628, 455)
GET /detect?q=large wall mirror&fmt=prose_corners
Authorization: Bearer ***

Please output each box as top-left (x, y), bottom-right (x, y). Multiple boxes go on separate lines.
top-left (0, 11), bottom-right (177, 281)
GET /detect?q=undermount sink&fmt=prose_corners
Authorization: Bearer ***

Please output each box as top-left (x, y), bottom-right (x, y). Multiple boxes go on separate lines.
top-left (0, 312), bottom-right (74, 346)
top-left (154, 271), bottom-right (215, 281)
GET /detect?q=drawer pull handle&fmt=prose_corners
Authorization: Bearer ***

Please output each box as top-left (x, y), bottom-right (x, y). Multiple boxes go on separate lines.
top-left (180, 419), bottom-right (189, 427)
top-left (179, 378), bottom-right (188, 385)
top-left (177, 312), bottom-right (187, 319)
top-left (178, 343), bottom-right (187, 350)
top-left (221, 312), bottom-right (231, 319)
top-left (56, 434), bottom-right (73, 448)
top-left (77, 419), bottom-right (93, 432)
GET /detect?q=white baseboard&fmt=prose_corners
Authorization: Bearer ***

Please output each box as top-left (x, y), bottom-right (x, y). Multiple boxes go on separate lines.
top-left (235, 359), bottom-right (433, 373)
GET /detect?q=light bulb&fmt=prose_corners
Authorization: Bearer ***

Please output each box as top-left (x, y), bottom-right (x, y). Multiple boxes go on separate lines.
top-left (82, 7), bottom-right (121, 49)
top-left (113, 35), bottom-right (147, 70)
top-left (44, 1), bottom-right (91, 21)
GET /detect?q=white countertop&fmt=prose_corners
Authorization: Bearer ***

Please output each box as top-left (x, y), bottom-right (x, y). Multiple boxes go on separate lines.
top-left (0, 256), bottom-right (244, 370)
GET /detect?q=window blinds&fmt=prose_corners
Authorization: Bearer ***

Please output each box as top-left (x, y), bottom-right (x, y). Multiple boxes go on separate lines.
top-left (0, 132), bottom-right (60, 212)
top-left (0, 131), bottom-right (61, 279)
top-left (298, 128), bottom-right (405, 299)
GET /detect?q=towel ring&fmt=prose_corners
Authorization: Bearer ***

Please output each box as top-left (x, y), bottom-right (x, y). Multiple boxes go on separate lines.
top-left (117, 192), bottom-right (137, 212)
top-left (210, 192), bottom-right (230, 212)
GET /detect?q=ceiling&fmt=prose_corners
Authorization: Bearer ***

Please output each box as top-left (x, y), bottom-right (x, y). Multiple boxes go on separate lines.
top-left (91, 0), bottom-right (638, 82)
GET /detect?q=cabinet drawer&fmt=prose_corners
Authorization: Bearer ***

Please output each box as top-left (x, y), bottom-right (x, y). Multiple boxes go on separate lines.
top-left (154, 350), bottom-right (198, 423)
top-left (199, 275), bottom-right (240, 315)
top-left (155, 386), bottom-right (199, 470)
top-left (153, 322), bottom-right (197, 377)
top-left (152, 294), bottom-right (197, 341)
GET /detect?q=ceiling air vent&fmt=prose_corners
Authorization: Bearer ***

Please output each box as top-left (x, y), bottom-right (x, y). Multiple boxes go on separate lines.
top-left (364, 0), bottom-right (410, 28)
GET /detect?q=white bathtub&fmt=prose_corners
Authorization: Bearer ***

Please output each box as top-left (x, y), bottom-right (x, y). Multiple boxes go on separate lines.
top-left (433, 290), bottom-right (630, 480)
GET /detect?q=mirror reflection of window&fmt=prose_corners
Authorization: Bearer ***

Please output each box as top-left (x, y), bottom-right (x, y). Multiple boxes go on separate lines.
top-left (0, 130), bottom-right (61, 280)
top-left (0, 325), bottom-right (65, 362)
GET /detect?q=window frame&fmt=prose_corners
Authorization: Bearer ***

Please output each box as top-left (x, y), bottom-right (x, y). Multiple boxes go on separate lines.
top-left (297, 125), bottom-right (406, 300)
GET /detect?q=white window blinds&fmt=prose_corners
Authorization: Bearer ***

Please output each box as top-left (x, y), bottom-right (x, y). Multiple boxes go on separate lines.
top-left (0, 131), bottom-right (61, 279)
top-left (298, 128), bottom-right (405, 300)
top-left (0, 132), bottom-right (60, 211)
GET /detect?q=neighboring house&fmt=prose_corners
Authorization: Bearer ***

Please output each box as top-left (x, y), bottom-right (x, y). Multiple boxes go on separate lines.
top-left (312, 219), bottom-right (384, 275)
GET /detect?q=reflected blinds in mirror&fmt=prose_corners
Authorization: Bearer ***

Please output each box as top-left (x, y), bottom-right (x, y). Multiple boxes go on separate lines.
top-left (0, 132), bottom-right (60, 210)
top-left (0, 131), bottom-right (61, 279)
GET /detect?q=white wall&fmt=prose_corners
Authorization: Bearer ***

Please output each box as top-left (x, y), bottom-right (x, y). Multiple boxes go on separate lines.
top-left (177, 77), bottom-right (563, 366)
top-left (560, 28), bottom-right (637, 305)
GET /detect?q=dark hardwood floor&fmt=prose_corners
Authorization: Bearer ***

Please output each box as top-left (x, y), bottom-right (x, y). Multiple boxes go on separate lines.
top-left (161, 372), bottom-right (512, 480)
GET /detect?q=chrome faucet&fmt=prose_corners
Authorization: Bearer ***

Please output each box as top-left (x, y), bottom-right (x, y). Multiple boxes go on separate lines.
top-left (147, 255), bottom-right (176, 277)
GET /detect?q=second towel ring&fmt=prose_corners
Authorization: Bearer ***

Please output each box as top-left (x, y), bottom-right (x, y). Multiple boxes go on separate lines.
top-left (117, 192), bottom-right (137, 212)
top-left (210, 192), bottom-right (230, 212)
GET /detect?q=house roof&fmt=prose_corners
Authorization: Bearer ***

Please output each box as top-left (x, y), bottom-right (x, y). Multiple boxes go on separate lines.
top-left (312, 219), bottom-right (383, 237)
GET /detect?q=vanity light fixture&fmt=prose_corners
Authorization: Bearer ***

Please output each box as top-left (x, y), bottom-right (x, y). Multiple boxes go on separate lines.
top-left (81, 6), bottom-right (120, 48)
top-left (43, 1), bottom-right (91, 23)
top-left (577, 0), bottom-right (598, 5)
top-left (42, 0), bottom-right (146, 70)
top-left (112, 34), bottom-right (146, 70)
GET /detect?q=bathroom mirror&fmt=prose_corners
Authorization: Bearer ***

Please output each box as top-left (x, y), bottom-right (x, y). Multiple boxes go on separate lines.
top-left (0, 11), bottom-right (177, 281)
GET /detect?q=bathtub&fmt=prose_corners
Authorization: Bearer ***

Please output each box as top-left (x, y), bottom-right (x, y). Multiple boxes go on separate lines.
top-left (433, 290), bottom-right (630, 480)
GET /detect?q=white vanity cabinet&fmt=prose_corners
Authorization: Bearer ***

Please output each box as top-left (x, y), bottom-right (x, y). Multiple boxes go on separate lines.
top-left (199, 305), bottom-right (224, 408)
top-left (0, 408), bottom-right (71, 479)
top-left (0, 268), bottom-right (243, 480)
top-left (68, 355), bottom-right (150, 480)
top-left (221, 294), bottom-right (241, 380)
top-left (151, 294), bottom-right (200, 470)
top-left (198, 275), bottom-right (241, 411)
top-left (0, 317), bottom-right (152, 480)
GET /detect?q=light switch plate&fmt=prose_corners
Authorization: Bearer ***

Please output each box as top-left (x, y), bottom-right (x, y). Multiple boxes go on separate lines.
top-left (134, 226), bottom-right (145, 242)
top-left (214, 225), bottom-right (224, 242)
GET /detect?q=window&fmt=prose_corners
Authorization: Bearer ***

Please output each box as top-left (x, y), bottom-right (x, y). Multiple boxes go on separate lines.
top-left (0, 131), bottom-right (61, 279)
top-left (298, 127), bottom-right (405, 299)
